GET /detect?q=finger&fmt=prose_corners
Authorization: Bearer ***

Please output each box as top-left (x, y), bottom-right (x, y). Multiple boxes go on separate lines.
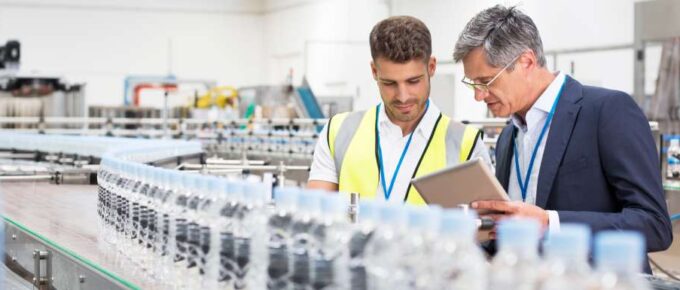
top-left (471, 200), bottom-right (519, 213)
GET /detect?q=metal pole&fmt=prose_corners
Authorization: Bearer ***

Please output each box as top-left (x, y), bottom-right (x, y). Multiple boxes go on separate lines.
top-left (0, 175), bottom-right (52, 182)
top-left (163, 91), bottom-right (169, 139)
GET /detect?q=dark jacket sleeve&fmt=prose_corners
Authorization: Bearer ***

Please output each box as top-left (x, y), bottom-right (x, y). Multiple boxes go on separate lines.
top-left (558, 92), bottom-right (672, 252)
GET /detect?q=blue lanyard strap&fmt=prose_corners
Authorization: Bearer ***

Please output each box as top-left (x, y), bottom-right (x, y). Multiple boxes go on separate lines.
top-left (513, 80), bottom-right (566, 201)
top-left (376, 100), bottom-right (429, 200)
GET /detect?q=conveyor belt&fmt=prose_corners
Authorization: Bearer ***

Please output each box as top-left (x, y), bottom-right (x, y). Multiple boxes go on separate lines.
top-left (1, 182), bottom-right (158, 289)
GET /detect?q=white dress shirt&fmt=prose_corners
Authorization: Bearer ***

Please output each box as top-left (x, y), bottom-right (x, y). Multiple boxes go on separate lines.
top-left (309, 101), bottom-right (493, 204)
top-left (509, 72), bottom-right (566, 233)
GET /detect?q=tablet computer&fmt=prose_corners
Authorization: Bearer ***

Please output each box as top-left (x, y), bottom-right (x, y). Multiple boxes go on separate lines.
top-left (411, 158), bottom-right (509, 212)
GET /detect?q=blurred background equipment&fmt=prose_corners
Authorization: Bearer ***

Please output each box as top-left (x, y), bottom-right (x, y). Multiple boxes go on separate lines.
top-left (0, 40), bottom-right (85, 119)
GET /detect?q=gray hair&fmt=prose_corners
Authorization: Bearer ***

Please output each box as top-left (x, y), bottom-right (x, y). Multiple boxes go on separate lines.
top-left (453, 5), bottom-right (546, 69)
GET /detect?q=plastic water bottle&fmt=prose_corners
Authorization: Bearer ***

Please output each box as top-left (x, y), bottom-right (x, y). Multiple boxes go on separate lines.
top-left (202, 177), bottom-right (230, 289)
top-left (191, 176), bottom-right (220, 288)
top-left (97, 159), bottom-right (111, 245)
top-left (311, 193), bottom-right (352, 290)
top-left (125, 164), bottom-right (144, 266)
top-left (540, 224), bottom-right (592, 290)
top-left (289, 190), bottom-right (322, 290)
top-left (233, 182), bottom-right (269, 289)
top-left (217, 181), bottom-right (244, 288)
top-left (97, 159), bottom-right (118, 247)
top-left (593, 231), bottom-right (651, 290)
top-left (432, 209), bottom-right (487, 290)
top-left (246, 182), bottom-right (279, 290)
top-left (152, 170), bottom-right (177, 285)
top-left (348, 201), bottom-right (381, 290)
top-left (489, 218), bottom-right (541, 290)
top-left (402, 206), bottom-right (442, 290)
top-left (267, 187), bottom-right (299, 290)
top-left (185, 176), bottom-right (207, 284)
top-left (365, 204), bottom-right (409, 290)
top-left (111, 161), bottom-right (129, 257)
top-left (170, 173), bottom-right (196, 288)
top-left (136, 166), bottom-right (154, 272)
top-left (158, 171), bottom-right (182, 282)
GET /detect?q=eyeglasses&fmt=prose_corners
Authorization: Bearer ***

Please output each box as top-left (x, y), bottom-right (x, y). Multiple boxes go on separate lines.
top-left (461, 54), bottom-right (521, 92)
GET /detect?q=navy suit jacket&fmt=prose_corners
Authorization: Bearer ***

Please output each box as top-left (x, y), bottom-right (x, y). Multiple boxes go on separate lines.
top-left (495, 76), bottom-right (672, 273)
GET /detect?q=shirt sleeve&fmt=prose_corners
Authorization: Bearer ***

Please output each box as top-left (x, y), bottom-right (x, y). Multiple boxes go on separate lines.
top-left (547, 210), bottom-right (561, 233)
top-left (308, 122), bottom-right (339, 184)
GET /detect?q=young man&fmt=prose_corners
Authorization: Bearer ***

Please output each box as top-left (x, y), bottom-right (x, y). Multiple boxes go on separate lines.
top-left (308, 16), bottom-right (492, 205)
top-left (454, 5), bottom-right (672, 272)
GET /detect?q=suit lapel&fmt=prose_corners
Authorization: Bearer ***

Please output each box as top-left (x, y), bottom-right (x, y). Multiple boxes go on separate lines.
top-left (496, 125), bottom-right (514, 191)
top-left (536, 76), bottom-right (583, 208)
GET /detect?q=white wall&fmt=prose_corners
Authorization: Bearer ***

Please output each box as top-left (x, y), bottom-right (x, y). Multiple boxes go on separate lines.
top-left (0, 0), bottom-right (663, 120)
top-left (263, 0), bottom-right (389, 111)
top-left (0, 0), bottom-right (266, 108)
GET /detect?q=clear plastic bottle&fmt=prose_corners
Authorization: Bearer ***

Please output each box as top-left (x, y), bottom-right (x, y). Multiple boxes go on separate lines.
top-left (190, 176), bottom-right (219, 288)
top-left (123, 163), bottom-right (144, 269)
top-left (289, 190), bottom-right (322, 290)
top-left (402, 206), bottom-right (442, 290)
top-left (96, 159), bottom-right (111, 246)
top-left (592, 231), bottom-right (651, 290)
top-left (540, 223), bottom-right (592, 290)
top-left (348, 201), bottom-right (381, 290)
top-left (97, 159), bottom-right (117, 248)
top-left (171, 173), bottom-right (195, 288)
top-left (364, 204), bottom-right (409, 290)
top-left (217, 181), bottom-right (244, 289)
top-left (266, 187), bottom-right (299, 290)
top-left (136, 166), bottom-right (154, 274)
top-left (113, 161), bottom-right (130, 261)
top-left (185, 175), bottom-right (209, 287)
top-left (234, 182), bottom-right (269, 290)
top-left (311, 193), bottom-right (351, 290)
top-left (158, 170), bottom-right (182, 284)
top-left (203, 177), bottom-right (230, 290)
top-left (432, 209), bottom-right (487, 290)
top-left (152, 169), bottom-right (177, 286)
top-left (489, 218), bottom-right (541, 290)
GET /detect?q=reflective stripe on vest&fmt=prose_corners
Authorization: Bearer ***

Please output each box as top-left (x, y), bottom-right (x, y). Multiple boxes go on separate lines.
top-left (328, 106), bottom-right (481, 205)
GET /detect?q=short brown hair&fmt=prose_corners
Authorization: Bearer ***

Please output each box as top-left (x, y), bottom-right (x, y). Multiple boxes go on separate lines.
top-left (369, 16), bottom-right (432, 63)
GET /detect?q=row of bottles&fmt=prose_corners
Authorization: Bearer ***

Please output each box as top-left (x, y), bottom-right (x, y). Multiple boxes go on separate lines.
top-left (220, 128), bottom-right (317, 157)
top-left (97, 157), bottom-right (651, 290)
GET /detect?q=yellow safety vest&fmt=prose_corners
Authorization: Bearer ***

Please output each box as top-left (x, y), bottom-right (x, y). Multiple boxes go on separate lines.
top-left (327, 105), bottom-right (481, 206)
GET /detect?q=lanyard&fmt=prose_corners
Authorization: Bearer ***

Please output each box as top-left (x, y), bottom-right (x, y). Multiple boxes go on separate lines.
top-left (376, 100), bottom-right (429, 200)
top-left (513, 80), bottom-right (566, 201)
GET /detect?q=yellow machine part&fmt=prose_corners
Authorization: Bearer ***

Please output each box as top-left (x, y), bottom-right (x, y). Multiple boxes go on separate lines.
top-left (195, 86), bottom-right (239, 109)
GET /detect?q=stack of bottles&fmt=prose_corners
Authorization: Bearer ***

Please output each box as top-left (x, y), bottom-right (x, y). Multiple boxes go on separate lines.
top-left (222, 128), bottom-right (317, 158)
top-left (97, 159), bottom-right (652, 290)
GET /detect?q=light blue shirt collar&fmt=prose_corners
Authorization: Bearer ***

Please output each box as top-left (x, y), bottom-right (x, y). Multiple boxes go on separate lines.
top-left (511, 72), bottom-right (566, 132)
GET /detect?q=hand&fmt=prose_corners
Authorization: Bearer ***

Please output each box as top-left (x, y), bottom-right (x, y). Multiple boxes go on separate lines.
top-left (471, 200), bottom-right (549, 239)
